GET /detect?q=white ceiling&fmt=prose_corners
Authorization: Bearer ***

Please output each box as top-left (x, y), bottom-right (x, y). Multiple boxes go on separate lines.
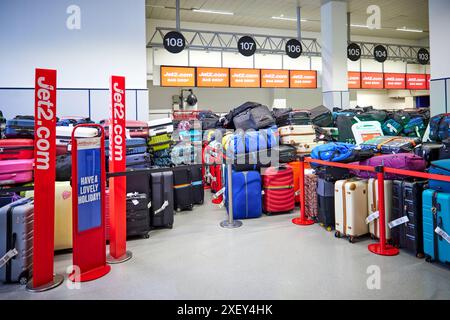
top-left (146, 0), bottom-right (429, 41)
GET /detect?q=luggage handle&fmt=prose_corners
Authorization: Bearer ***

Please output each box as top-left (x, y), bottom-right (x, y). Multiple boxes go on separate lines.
top-left (154, 200), bottom-right (169, 215)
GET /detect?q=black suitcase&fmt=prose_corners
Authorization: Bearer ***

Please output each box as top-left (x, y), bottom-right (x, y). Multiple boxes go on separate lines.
top-left (150, 171), bottom-right (174, 228)
top-left (414, 143), bottom-right (443, 164)
top-left (189, 164), bottom-right (204, 205)
top-left (277, 111), bottom-right (311, 126)
top-left (309, 105), bottom-right (334, 127)
top-left (172, 167), bottom-right (194, 211)
top-left (335, 115), bottom-right (356, 143)
top-left (315, 166), bottom-right (351, 182)
top-left (317, 178), bottom-right (335, 230)
top-left (391, 180), bottom-right (427, 258)
top-left (127, 172), bottom-right (151, 195)
top-left (438, 139), bottom-right (450, 160)
top-left (126, 193), bottom-right (150, 238)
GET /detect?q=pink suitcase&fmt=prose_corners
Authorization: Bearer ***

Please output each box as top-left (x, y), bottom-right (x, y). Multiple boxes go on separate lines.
top-left (0, 159), bottom-right (34, 185)
top-left (100, 120), bottom-right (149, 139)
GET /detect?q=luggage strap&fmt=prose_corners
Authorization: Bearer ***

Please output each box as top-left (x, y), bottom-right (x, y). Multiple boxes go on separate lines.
top-left (212, 187), bottom-right (225, 200)
top-left (376, 137), bottom-right (398, 150)
top-left (263, 185), bottom-right (294, 190)
top-left (0, 249), bottom-right (18, 269)
top-left (174, 183), bottom-right (191, 189)
top-left (154, 200), bottom-right (169, 215)
top-left (432, 191), bottom-right (440, 261)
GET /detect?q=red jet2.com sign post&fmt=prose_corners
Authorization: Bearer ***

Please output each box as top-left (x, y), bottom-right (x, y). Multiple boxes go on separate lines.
top-left (27, 69), bottom-right (64, 292)
top-left (107, 76), bottom-right (132, 263)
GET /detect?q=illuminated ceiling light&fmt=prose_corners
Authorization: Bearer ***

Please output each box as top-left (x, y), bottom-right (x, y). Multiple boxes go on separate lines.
top-left (396, 27), bottom-right (423, 33)
top-left (350, 24), bottom-right (370, 28)
top-left (192, 9), bottom-right (234, 15)
top-left (271, 16), bottom-right (308, 22)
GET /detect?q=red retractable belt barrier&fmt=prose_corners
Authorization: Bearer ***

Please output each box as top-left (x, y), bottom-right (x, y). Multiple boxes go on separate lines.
top-left (294, 156), bottom-right (450, 257)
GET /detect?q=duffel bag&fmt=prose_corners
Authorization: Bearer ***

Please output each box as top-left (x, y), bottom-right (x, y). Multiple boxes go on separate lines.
top-left (309, 105), bottom-right (333, 127)
top-left (311, 142), bottom-right (373, 163)
top-left (224, 101), bottom-right (260, 129)
top-left (392, 112), bottom-right (411, 127)
top-left (249, 105), bottom-right (276, 130)
top-left (350, 154), bottom-right (427, 180)
top-left (355, 110), bottom-right (387, 123)
top-left (382, 119), bottom-right (403, 136)
top-left (429, 113), bottom-right (450, 142)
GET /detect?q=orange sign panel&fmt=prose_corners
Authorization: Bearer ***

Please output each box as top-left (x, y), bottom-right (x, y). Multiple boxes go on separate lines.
top-left (348, 72), bottom-right (361, 89)
top-left (361, 72), bottom-right (384, 89)
top-left (290, 70), bottom-right (317, 89)
top-left (384, 73), bottom-right (406, 89)
top-left (160, 66), bottom-right (195, 87)
top-left (197, 67), bottom-right (229, 87)
top-left (261, 69), bottom-right (289, 88)
top-left (230, 68), bottom-right (261, 88)
top-left (406, 74), bottom-right (427, 90)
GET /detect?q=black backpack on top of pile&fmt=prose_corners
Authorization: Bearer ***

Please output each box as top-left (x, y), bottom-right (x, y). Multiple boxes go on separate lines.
top-left (309, 105), bottom-right (334, 127)
top-left (198, 111), bottom-right (220, 130)
top-left (225, 102), bottom-right (275, 130)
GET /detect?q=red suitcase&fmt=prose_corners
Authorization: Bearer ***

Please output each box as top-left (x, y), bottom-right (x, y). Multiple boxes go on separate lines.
top-left (0, 139), bottom-right (34, 160)
top-left (100, 119), bottom-right (149, 139)
top-left (262, 166), bottom-right (295, 214)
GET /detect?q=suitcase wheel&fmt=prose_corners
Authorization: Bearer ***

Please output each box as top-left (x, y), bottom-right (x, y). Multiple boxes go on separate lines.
top-left (326, 226), bottom-right (332, 232)
top-left (334, 231), bottom-right (341, 238)
top-left (416, 252), bottom-right (425, 259)
top-left (19, 271), bottom-right (29, 286)
top-left (425, 255), bottom-right (434, 263)
top-left (144, 234), bottom-right (150, 239)
top-left (188, 205), bottom-right (194, 211)
top-left (167, 224), bottom-right (173, 229)
top-left (348, 236), bottom-right (355, 244)
top-left (176, 208), bottom-right (181, 212)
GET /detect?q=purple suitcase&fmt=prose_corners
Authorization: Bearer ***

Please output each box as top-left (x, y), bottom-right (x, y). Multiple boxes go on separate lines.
top-left (350, 154), bottom-right (427, 180)
top-left (0, 159), bottom-right (34, 185)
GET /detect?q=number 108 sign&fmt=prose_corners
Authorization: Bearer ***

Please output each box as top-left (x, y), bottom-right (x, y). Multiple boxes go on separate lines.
top-left (163, 31), bottom-right (186, 54)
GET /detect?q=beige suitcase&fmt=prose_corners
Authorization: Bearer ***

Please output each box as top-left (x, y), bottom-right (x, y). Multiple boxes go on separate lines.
top-left (279, 125), bottom-right (316, 146)
top-left (334, 179), bottom-right (369, 243)
top-left (25, 181), bottom-right (73, 251)
top-left (367, 178), bottom-right (393, 241)
top-left (295, 142), bottom-right (324, 155)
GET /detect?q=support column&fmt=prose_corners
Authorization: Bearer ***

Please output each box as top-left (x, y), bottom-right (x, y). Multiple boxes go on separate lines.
top-left (429, 0), bottom-right (450, 116)
top-left (320, 0), bottom-right (349, 110)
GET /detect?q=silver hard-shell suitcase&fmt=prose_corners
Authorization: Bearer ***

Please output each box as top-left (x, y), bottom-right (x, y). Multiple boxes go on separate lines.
top-left (0, 198), bottom-right (34, 284)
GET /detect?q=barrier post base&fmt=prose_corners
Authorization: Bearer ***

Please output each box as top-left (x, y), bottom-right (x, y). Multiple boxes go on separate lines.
top-left (26, 274), bottom-right (64, 293)
top-left (220, 220), bottom-right (243, 229)
top-left (107, 250), bottom-right (133, 264)
top-left (69, 265), bottom-right (111, 283)
top-left (292, 217), bottom-right (315, 226)
top-left (368, 243), bottom-right (399, 256)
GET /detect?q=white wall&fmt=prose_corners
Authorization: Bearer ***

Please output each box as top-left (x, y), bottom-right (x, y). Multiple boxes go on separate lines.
top-left (0, 0), bottom-right (149, 121)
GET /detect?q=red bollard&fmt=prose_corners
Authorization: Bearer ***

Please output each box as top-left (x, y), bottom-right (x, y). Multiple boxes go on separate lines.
top-left (368, 166), bottom-right (399, 256)
top-left (292, 156), bottom-right (315, 226)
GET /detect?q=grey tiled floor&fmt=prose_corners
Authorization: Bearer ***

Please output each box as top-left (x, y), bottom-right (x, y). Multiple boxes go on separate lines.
top-left (1, 194), bottom-right (450, 300)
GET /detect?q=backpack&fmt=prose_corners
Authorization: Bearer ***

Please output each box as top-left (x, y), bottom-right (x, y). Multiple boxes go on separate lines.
top-left (429, 113), bottom-right (450, 142)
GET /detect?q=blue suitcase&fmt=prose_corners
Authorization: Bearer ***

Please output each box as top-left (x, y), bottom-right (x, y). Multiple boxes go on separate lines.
top-left (428, 160), bottom-right (450, 193)
top-left (4, 117), bottom-right (34, 139)
top-left (423, 190), bottom-right (450, 265)
top-left (126, 153), bottom-right (151, 169)
top-left (105, 138), bottom-right (148, 157)
top-left (225, 170), bottom-right (262, 219)
top-left (226, 134), bottom-right (246, 157)
top-left (245, 131), bottom-right (268, 153)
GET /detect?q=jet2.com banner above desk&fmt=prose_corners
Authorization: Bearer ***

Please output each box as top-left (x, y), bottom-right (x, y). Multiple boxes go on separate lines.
top-left (160, 66), bottom-right (318, 89)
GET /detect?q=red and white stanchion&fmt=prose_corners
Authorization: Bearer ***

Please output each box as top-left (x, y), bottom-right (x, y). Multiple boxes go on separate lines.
top-left (368, 166), bottom-right (399, 256)
top-left (292, 156), bottom-right (315, 226)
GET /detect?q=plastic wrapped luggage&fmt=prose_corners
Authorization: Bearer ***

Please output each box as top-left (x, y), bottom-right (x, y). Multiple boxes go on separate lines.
top-left (225, 170), bottom-right (262, 219)
top-left (262, 166), bottom-right (295, 214)
top-left (173, 167), bottom-right (194, 211)
top-left (0, 139), bottom-right (34, 160)
top-left (189, 164), bottom-right (204, 205)
top-left (361, 136), bottom-right (420, 154)
top-left (391, 180), bottom-right (426, 257)
top-left (25, 182), bottom-right (73, 251)
top-left (0, 159), bottom-right (34, 186)
top-left (148, 118), bottom-right (173, 136)
top-left (4, 116), bottom-right (34, 139)
top-left (317, 178), bottom-right (335, 230)
top-left (245, 130), bottom-right (268, 153)
top-left (350, 154), bottom-right (427, 180)
top-left (429, 113), bottom-right (450, 142)
top-left (101, 119), bottom-right (149, 139)
top-left (56, 126), bottom-right (99, 155)
top-left (304, 173), bottom-right (319, 220)
top-left (126, 193), bottom-right (150, 238)
top-left (428, 160), bottom-right (450, 193)
top-left (150, 171), bottom-right (174, 228)
top-left (423, 190), bottom-right (450, 264)
top-left (279, 125), bottom-right (316, 146)
top-left (0, 198), bottom-right (33, 284)
top-left (368, 178), bottom-right (393, 240)
top-left (334, 179), bottom-right (369, 242)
